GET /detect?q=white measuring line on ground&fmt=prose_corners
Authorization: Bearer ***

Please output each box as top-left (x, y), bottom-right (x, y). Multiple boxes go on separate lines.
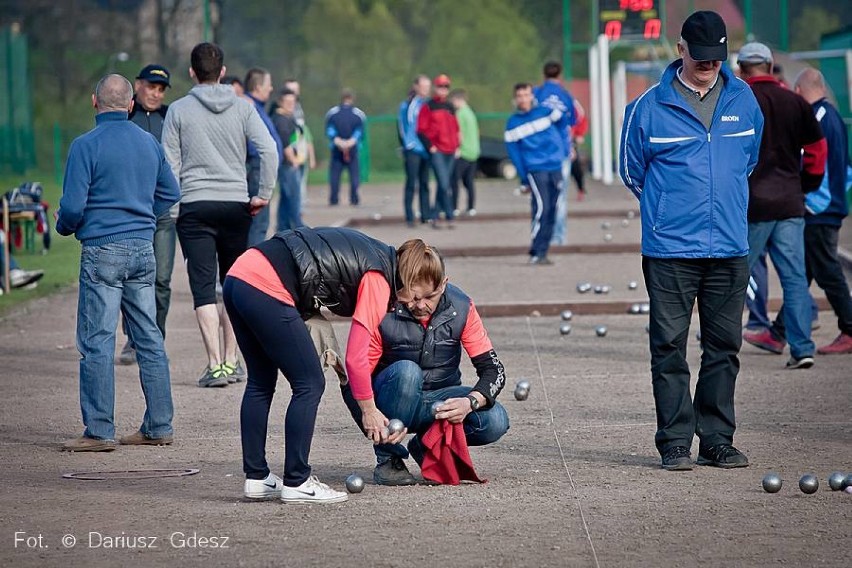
top-left (526, 316), bottom-right (601, 568)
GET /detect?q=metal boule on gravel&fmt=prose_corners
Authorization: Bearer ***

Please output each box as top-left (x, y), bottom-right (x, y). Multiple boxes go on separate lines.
top-left (559, 324), bottom-right (572, 336)
top-left (828, 471), bottom-right (846, 491)
top-left (594, 285), bottom-right (604, 294)
top-left (798, 474), bottom-right (819, 494)
top-left (628, 281), bottom-right (638, 290)
top-left (595, 326), bottom-right (607, 337)
top-left (640, 303), bottom-right (650, 314)
top-left (628, 303), bottom-right (641, 314)
top-left (621, 219), bottom-right (629, 227)
top-left (561, 309), bottom-right (573, 321)
top-left (843, 474), bottom-right (852, 490)
top-left (513, 387), bottom-right (529, 401)
top-left (372, 213), bottom-right (382, 221)
top-left (761, 473), bottom-right (782, 493)
top-left (601, 221), bottom-right (611, 230)
top-left (600, 285), bottom-right (611, 294)
top-left (516, 380), bottom-right (530, 391)
top-left (430, 401), bottom-right (444, 418)
top-left (387, 419), bottom-right (405, 436)
top-left (345, 474), bottom-right (364, 493)
top-left (577, 282), bottom-right (592, 293)
top-left (603, 233), bottom-right (613, 242)
top-left (627, 210), bottom-right (636, 219)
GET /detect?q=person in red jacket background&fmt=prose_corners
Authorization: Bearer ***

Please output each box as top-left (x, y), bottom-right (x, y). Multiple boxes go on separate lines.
top-left (417, 74), bottom-right (460, 228)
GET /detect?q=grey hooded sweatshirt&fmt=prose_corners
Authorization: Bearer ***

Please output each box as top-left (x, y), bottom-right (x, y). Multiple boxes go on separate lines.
top-left (162, 83), bottom-right (277, 203)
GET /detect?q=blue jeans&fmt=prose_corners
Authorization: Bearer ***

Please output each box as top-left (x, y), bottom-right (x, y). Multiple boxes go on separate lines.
top-left (403, 150), bottom-right (431, 223)
top-left (430, 152), bottom-right (455, 221)
top-left (747, 218), bottom-right (814, 358)
top-left (746, 250), bottom-right (818, 332)
top-left (276, 164), bottom-right (303, 232)
top-left (368, 360), bottom-right (509, 464)
top-left (329, 148), bottom-right (360, 205)
top-left (77, 239), bottom-right (173, 440)
top-left (551, 158), bottom-right (570, 245)
top-left (528, 170), bottom-right (562, 258)
top-left (246, 155), bottom-right (269, 246)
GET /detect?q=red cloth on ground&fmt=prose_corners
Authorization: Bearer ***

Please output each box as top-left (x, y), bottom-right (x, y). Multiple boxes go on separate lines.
top-left (420, 420), bottom-right (486, 486)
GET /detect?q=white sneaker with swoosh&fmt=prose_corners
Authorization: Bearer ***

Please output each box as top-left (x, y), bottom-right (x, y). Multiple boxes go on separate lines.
top-left (281, 475), bottom-right (348, 504)
top-left (244, 473), bottom-right (284, 499)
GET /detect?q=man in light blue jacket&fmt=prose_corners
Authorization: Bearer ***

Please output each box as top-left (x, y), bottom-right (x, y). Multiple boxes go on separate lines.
top-left (619, 11), bottom-right (764, 472)
top-left (398, 75), bottom-right (432, 226)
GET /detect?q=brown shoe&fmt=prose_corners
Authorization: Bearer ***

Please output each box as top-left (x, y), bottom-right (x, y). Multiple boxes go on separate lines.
top-left (62, 436), bottom-right (117, 452)
top-left (120, 431), bottom-right (173, 446)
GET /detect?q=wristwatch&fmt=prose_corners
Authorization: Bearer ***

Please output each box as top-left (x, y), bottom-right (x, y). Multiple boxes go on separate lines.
top-left (466, 394), bottom-right (481, 411)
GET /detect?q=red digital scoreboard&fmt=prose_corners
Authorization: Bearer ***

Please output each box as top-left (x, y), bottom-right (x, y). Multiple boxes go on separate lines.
top-left (600, 0), bottom-right (662, 41)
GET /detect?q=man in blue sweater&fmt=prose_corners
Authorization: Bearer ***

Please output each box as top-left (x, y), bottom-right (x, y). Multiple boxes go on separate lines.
top-left (504, 82), bottom-right (566, 265)
top-left (398, 75), bottom-right (432, 226)
top-left (57, 74), bottom-right (181, 452)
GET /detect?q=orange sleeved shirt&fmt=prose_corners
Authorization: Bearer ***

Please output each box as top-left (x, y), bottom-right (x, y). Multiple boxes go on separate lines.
top-left (345, 272), bottom-right (392, 400)
top-left (226, 248), bottom-right (296, 305)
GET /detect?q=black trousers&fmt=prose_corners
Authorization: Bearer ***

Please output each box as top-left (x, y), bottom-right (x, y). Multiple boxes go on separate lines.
top-left (451, 157), bottom-right (477, 211)
top-left (642, 256), bottom-right (749, 455)
top-left (773, 223), bottom-right (852, 337)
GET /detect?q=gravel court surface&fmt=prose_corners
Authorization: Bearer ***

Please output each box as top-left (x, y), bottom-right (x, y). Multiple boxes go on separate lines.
top-left (1, 177), bottom-right (850, 567)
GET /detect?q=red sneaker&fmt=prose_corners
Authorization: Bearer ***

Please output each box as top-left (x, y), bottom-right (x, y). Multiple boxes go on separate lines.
top-left (817, 333), bottom-right (852, 355)
top-left (743, 328), bottom-right (786, 354)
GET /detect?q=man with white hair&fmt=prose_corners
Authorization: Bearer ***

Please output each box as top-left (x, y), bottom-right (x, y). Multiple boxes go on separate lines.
top-left (58, 74), bottom-right (181, 451)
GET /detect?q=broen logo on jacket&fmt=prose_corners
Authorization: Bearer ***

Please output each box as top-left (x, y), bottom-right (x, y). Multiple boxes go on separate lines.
top-left (721, 115), bottom-right (740, 122)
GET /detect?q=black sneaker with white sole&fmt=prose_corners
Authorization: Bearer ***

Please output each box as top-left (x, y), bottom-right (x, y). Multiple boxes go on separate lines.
top-left (697, 444), bottom-right (749, 468)
top-left (661, 446), bottom-right (693, 471)
top-left (785, 355), bottom-right (814, 370)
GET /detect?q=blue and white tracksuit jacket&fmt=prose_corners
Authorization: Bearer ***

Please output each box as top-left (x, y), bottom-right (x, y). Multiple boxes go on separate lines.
top-left (533, 81), bottom-right (576, 158)
top-left (619, 60), bottom-right (764, 259)
top-left (398, 97), bottom-right (428, 157)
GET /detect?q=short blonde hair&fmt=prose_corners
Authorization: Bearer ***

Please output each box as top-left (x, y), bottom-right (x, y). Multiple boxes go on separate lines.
top-left (396, 239), bottom-right (445, 291)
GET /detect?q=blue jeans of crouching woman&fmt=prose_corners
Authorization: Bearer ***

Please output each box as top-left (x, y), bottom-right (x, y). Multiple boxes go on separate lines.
top-left (341, 360), bottom-right (510, 465)
top-left (77, 239), bottom-right (173, 441)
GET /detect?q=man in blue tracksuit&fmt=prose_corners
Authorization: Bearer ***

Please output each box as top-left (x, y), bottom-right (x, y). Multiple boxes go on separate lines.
top-left (619, 11), bottom-right (764, 471)
top-left (325, 89), bottom-right (366, 206)
top-left (504, 83), bottom-right (565, 265)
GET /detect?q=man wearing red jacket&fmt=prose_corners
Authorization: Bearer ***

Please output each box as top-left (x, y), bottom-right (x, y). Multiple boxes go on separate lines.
top-left (417, 74), bottom-right (460, 228)
top-left (738, 42), bottom-right (827, 369)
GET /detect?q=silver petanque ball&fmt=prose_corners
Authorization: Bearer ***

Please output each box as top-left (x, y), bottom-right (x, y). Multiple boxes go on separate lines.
top-left (380, 426), bottom-right (390, 439)
top-left (560, 309), bottom-right (573, 321)
top-left (345, 474), bottom-right (364, 493)
top-left (559, 323), bottom-right (572, 336)
top-left (628, 303), bottom-right (641, 315)
top-left (594, 285), bottom-right (604, 294)
top-left (387, 419), bottom-right (405, 436)
top-left (372, 212), bottom-right (382, 221)
top-left (430, 401), bottom-right (444, 417)
top-left (621, 219), bottom-right (629, 227)
top-left (628, 281), bottom-right (638, 290)
top-left (640, 303), bottom-right (650, 314)
top-left (627, 210), bottom-right (636, 219)
top-left (516, 380), bottom-right (531, 391)
top-left (798, 474), bottom-right (819, 494)
top-left (761, 473), bottom-right (782, 493)
top-left (577, 282), bottom-right (592, 293)
top-left (828, 471), bottom-right (846, 491)
top-left (600, 285), bottom-right (611, 294)
top-left (603, 233), bottom-right (613, 242)
top-left (843, 474), bottom-right (852, 490)
top-left (601, 221), bottom-right (611, 230)
top-left (513, 387), bottom-right (529, 401)
top-left (595, 326), bottom-right (608, 337)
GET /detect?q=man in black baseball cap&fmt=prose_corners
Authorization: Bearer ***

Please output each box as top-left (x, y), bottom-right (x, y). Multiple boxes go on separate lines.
top-left (117, 63), bottom-right (176, 367)
top-left (680, 10), bottom-right (728, 62)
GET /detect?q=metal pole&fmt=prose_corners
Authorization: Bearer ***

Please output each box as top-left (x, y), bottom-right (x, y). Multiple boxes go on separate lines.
top-left (598, 34), bottom-right (613, 185)
top-left (589, 43), bottom-right (601, 181)
top-left (203, 0), bottom-right (211, 42)
top-left (563, 0), bottom-right (572, 81)
top-left (744, 0), bottom-right (752, 41)
top-left (613, 60), bottom-right (627, 177)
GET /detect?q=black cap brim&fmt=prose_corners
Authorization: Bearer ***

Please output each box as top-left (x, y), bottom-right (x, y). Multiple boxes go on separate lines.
top-left (687, 43), bottom-right (727, 62)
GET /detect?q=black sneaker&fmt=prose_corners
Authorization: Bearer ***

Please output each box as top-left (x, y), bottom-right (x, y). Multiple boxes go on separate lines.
top-left (373, 456), bottom-right (417, 486)
top-left (661, 446), bottom-right (693, 471)
top-left (529, 256), bottom-right (553, 266)
top-left (697, 444), bottom-right (749, 469)
top-left (785, 355), bottom-right (814, 370)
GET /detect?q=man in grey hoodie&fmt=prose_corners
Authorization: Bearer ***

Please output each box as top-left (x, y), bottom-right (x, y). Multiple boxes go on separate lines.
top-left (162, 42), bottom-right (277, 388)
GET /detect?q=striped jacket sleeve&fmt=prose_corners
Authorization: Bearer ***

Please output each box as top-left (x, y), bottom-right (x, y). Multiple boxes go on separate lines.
top-left (619, 98), bottom-right (646, 199)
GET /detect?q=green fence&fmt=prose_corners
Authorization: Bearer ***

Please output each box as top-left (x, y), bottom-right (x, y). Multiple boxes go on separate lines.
top-left (0, 25), bottom-right (35, 175)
